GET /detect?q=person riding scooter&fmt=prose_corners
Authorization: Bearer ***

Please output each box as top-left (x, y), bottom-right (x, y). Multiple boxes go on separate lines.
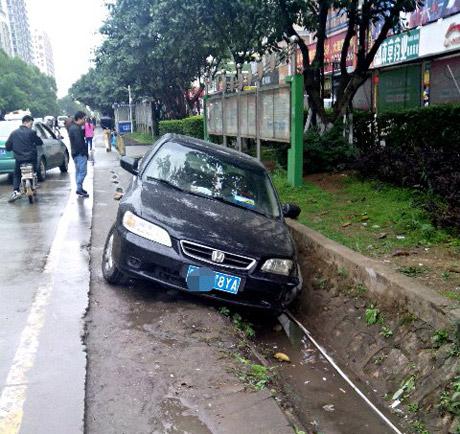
top-left (5, 115), bottom-right (43, 203)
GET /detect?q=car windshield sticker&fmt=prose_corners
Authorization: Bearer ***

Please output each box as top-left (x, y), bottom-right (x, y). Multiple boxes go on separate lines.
top-left (233, 195), bottom-right (256, 207)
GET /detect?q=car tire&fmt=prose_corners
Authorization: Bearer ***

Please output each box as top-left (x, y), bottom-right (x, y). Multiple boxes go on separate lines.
top-left (7, 173), bottom-right (13, 184)
top-left (102, 226), bottom-right (126, 284)
top-left (37, 158), bottom-right (47, 182)
top-left (59, 152), bottom-right (69, 173)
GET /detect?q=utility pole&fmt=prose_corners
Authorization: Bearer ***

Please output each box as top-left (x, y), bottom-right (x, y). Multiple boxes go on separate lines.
top-left (128, 85), bottom-right (133, 133)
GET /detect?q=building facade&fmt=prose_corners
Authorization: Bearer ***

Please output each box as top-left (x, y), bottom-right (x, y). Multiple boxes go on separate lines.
top-left (0, 0), bottom-right (12, 55)
top-left (32, 28), bottom-right (55, 77)
top-left (5, 0), bottom-right (32, 63)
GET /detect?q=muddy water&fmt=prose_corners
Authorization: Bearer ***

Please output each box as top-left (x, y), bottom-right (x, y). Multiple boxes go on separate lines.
top-left (257, 314), bottom-right (399, 434)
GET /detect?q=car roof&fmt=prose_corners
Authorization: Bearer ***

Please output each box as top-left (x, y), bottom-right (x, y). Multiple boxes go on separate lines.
top-left (163, 134), bottom-right (267, 171)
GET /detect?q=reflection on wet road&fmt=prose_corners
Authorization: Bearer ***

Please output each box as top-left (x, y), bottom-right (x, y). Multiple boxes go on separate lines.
top-left (0, 134), bottom-right (92, 434)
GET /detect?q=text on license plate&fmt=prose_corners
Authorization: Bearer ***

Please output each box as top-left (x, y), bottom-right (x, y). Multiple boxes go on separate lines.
top-left (187, 265), bottom-right (241, 294)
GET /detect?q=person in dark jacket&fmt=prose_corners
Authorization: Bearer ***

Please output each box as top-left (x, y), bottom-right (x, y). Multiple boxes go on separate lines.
top-left (68, 111), bottom-right (89, 197)
top-left (100, 115), bottom-right (113, 152)
top-left (5, 115), bottom-right (43, 202)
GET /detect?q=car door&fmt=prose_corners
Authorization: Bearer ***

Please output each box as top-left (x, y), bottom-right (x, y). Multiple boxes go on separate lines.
top-left (37, 123), bottom-right (60, 168)
top-left (33, 123), bottom-right (49, 165)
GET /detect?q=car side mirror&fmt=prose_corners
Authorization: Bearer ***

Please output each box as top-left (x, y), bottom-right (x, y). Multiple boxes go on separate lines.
top-left (120, 156), bottom-right (140, 175)
top-left (282, 203), bottom-right (301, 219)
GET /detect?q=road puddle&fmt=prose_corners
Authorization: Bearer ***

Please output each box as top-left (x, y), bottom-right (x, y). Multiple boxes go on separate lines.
top-left (159, 398), bottom-right (212, 434)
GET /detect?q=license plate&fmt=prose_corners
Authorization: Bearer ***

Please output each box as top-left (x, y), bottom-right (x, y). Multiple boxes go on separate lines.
top-left (187, 265), bottom-right (241, 294)
top-left (0, 149), bottom-right (6, 155)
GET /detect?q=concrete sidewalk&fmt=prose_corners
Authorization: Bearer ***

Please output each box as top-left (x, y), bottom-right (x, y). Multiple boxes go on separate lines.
top-left (84, 133), bottom-right (294, 434)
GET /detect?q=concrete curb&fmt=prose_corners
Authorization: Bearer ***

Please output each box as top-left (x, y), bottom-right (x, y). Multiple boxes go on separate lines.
top-left (287, 219), bottom-right (460, 331)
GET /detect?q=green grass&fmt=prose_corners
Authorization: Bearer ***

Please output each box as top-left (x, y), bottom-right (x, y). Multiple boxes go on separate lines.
top-left (125, 131), bottom-right (157, 145)
top-left (272, 170), bottom-right (459, 256)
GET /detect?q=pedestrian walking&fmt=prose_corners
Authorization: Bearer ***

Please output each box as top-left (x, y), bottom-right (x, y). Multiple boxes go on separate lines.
top-left (5, 115), bottom-right (43, 202)
top-left (84, 118), bottom-right (95, 151)
top-left (68, 111), bottom-right (89, 197)
top-left (100, 115), bottom-right (113, 152)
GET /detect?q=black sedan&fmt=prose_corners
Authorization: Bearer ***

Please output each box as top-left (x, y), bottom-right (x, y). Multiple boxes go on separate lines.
top-left (102, 134), bottom-right (303, 312)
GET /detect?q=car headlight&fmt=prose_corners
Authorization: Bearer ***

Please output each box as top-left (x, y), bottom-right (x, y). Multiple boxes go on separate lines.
top-left (261, 259), bottom-right (293, 276)
top-left (122, 211), bottom-right (172, 247)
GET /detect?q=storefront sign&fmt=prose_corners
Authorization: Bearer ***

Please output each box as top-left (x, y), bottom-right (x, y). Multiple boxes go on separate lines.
top-left (419, 14), bottom-right (460, 56)
top-left (374, 29), bottom-right (420, 67)
top-left (326, 9), bottom-right (348, 35)
top-left (406, 0), bottom-right (445, 28)
top-left (307, 31), bottom-right (356, 74)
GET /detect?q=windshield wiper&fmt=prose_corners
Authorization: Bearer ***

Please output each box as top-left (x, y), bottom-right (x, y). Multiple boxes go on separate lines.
top-left (146, 176), bottom-right (184, 192)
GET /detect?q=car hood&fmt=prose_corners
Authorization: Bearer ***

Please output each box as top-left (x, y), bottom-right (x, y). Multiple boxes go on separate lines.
top-left (136, 181), bottom-right (294, 258)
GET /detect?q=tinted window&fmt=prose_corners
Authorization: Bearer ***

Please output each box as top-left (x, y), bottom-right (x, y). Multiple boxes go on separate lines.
top-left (40, 123), bottom-right (56, 139)
top-left (143, 141), bottom-right (280, 218)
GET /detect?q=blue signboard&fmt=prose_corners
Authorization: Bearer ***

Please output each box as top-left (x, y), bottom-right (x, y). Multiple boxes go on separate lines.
top-left (117, 121), bottom-right (132, 134)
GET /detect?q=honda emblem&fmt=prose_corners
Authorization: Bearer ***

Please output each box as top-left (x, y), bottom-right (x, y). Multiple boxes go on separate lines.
top-left (211, 250), bottom-right (225, 264)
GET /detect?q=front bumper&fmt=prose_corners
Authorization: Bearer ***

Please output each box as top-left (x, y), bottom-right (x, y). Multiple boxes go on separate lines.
top-left (112, 226), bottom-right (302, 311)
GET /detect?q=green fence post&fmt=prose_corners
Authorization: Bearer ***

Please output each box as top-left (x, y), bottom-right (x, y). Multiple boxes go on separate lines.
top-left (285, 73), bottom-right (304, 187)
top-left (203, 95), bottom-right (209, 141)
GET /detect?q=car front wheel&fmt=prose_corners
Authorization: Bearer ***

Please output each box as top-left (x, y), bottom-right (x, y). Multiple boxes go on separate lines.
top-left (102, 226), bottom-right (126, 284)
top-left (60, 152), bottom-right (69, 173)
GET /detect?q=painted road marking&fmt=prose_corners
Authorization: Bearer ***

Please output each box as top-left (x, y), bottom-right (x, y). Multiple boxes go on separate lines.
top-left (0, 192), bottom-right (74, 434)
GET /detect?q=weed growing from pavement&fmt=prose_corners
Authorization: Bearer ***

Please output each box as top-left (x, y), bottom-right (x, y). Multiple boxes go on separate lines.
top-left (398, 265), bottom-right (430, 278)
top-left (235, 354), bottom-right (271, 391)
top-left (354, 283), bottom-right (368, 296)
top-left (438, 378), bottom-right (460, 417)
top-left (432, 329), bottom-right (450, 348)
top-left (407, 402), bottom-right (419, 413)
top-left (411, 420), bottom-right (430, 434)
top-left (337, 266), bottom-right (348, 278)
top-left (218, 308), bottom-right (256, 339)
top-left (380, 325), bottom-right (393, 338)
top-left (365, 306), bottom-right (381, 325)
top-left (400, 312), bottom-right (418, 326)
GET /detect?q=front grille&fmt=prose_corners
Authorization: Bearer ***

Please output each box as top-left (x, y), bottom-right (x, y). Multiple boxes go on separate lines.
top-left (180, 240), bottom-right (256, 271)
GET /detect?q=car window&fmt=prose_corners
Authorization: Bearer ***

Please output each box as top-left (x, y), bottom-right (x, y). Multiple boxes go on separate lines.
top-left (143, 141), bottom-right (281, 218)
top-left (40, 123), bottom-right (57, 139)
top-left (34, 124), bottom-right (47, 139)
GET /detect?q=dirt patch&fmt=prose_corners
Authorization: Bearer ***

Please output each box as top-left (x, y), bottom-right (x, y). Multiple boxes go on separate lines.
top-left (304, 172), bottom-right (350, 193)
top-left (384, 246), bottom-right (460, 301)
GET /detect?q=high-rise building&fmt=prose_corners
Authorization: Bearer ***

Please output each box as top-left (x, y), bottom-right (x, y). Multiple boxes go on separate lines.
top-left (32, 28), bottom-right (55, 77)
top-left (5, 0), bottom-right (32, 63)
top-left (0, 0), bottom-right (12, 55)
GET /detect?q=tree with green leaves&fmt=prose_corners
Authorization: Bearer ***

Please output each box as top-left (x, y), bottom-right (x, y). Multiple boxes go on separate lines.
top-left (71, 0), bottom-right (420, 127)
top-left (0, 50), bottom-right (58, 117)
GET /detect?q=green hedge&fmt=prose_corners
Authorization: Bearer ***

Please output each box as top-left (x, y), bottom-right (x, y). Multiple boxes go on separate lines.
top-left (304, 124), bottom-right (357, 173)
top-left (159, 115), bottom-right (204, 139)
top-left (354, 105), bottom-right (460, 230)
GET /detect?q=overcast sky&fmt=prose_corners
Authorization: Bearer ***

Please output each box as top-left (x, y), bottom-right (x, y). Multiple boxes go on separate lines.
top-left (27, 0), bottom-right (108, 97)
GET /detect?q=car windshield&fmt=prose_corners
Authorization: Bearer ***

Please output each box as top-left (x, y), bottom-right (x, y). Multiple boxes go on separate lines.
top-left (0, 120), bottom-right (21, 139)
top-left (143, 141), bottom-right (281, 218)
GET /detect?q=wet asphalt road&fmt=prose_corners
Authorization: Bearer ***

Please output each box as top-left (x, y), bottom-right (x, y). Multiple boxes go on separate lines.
top-left (0, 131), bottom-right (91, 434)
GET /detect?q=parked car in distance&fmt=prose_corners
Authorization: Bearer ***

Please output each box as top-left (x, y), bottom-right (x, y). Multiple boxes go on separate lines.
top-left (102, 134), bottom-right (303, 313)
top-left (57, 116), bottom-right (68, 128)
top-left (0, 120), bottom-right (70, 181)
